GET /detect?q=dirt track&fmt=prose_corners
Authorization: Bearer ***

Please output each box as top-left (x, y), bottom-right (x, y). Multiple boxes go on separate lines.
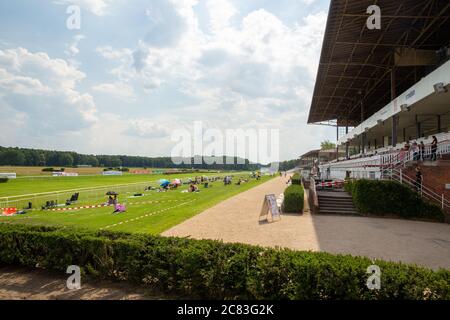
top-left (0, 266), bottom-right (163, 300)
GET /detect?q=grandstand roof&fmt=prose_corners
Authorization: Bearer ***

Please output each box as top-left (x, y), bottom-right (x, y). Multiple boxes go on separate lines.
top-left (299, 149), bottom-right (321, 159)
top-left (308, 0), bottom-right (450, 126)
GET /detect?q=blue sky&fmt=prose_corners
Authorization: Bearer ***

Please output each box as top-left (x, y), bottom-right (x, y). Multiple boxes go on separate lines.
top-left (0, 0), bottom-right (335, 161)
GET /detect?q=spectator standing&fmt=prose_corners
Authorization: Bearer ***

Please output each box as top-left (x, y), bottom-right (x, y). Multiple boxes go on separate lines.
top-left (431, 136), bottom-right (438, 161)
top-left (412, 142), bottom-right (419, 161)
top-left (415, 166), bottom-right (423, 192)
top-left (419, 141), bottom-right (425, 161)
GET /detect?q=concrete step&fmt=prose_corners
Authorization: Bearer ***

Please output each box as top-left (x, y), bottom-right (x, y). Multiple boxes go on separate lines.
top-left (320, 208), bottom-right (358, 214)
top-left (319, 202), bottom-right (356, 208)
top-left (318, 190), bottom-right (358, 214)
top-left (319, 209), bottom-right (359, 215)
top-left (319, 196), bottom-right (353, 201)
top-left (319, 198), bottom-right (354, 203)
top-left (319, 204), bottom-right (357, 210)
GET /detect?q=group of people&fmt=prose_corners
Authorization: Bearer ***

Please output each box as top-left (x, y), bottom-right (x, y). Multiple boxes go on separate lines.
top-left (223, 176), bottom-right (232, 185)
top-left (107, 195), bottom-right (126, 213)
top-left (402, 136), bottom-right (438, 162)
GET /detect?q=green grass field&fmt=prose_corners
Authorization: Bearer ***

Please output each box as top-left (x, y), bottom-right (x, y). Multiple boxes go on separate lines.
top-left (0, 172), bottom-right (222, 197)
top-left (0, 172), bottom-right (272, 234)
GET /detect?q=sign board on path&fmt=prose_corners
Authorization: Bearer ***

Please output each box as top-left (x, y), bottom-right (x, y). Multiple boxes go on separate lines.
top-left (259, 194), bottom-right (281, 222)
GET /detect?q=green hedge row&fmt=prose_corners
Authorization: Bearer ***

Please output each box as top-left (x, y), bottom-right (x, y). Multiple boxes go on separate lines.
top-left (0, 224), bottom-right (448, 299)
top-left (291, 173), bottom-right (302, 185)
top-left (283, 184), bottom-right (304, 213)
top-left (0, 177), bottom-right (8, 183)
top-left (345, 179), bottom-right (445, 222)
top-left (42, 167), bottom-right (65, 172)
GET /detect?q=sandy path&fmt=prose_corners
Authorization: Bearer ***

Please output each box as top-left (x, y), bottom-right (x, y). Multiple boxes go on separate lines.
top-left (0, 266), bottom-right (165, 300)
top-left (163, 177), bottom-right (450, 270)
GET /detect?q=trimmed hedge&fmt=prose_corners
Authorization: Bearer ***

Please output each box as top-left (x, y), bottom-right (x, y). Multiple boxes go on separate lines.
top-left (283, 184), bottom-right (304, 213)
top-left (0, 177), bottom-right (8, 183)
top-left (42, 167), bottom-right (65, 172)
top-left (291, 173), bottom-right (302, 185)
top-left (346, 179), bottom-right (445, 222)
top-left (0, 224), bottom-right (448, 300)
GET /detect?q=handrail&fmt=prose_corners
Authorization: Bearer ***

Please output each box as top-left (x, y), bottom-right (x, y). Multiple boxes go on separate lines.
top-left (389, 171), bottom-right (443, 202)
top-left (320, 139), bottom-right (450, 171)
top-left (381, 167), bottom-right (450, 211)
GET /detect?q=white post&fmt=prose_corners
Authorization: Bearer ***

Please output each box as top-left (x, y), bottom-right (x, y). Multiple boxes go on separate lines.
top-left (442, 194), bottom-right (445, 210)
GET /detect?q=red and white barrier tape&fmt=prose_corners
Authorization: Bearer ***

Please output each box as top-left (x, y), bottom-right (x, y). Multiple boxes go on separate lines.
top-left (315, 181), bottom-right (345, 188)
top-left (45, 199), bottom-right (181, 212)
top-left (48, 204), bottom-right (110, 211)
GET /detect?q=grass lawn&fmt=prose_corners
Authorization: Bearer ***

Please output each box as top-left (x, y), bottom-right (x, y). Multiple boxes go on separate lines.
top-left (0, 166), bottom-right (178, 176)
top-left (0, 175), bottom-right (272, 234)
top-left (0, 171), bottom-right (228, 197)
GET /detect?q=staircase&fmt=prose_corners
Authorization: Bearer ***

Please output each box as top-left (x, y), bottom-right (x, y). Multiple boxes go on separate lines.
top-left (317, 190), bottom-right (358, 215)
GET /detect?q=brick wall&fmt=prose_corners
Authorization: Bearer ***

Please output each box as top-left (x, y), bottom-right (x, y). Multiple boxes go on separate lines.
top-left (403, 164), bottom-right (450, 198)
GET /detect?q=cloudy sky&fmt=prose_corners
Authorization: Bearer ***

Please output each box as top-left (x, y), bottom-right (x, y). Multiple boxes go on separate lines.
top-left (0, 0), bottom-right (336, 162)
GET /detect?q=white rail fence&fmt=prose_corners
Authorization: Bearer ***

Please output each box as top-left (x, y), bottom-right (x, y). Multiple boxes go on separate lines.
top-left (0, 173), bottom-right (233, 210)
top-left (0, 181), bottom-right (156, 210)
top-left (321, 139), bottom-right (450, 171)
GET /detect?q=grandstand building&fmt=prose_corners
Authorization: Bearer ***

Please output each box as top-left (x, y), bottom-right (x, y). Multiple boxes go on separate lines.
top-left (308, 0), bottom-right (450, 212)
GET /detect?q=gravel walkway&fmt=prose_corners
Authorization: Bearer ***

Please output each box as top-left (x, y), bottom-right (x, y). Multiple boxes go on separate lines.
top-left (163, 177), bottom-right (450, 270)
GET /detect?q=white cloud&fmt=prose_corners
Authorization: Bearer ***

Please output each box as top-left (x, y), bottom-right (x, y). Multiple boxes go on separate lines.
top-left (301, 0), bottom-right (318, 5)
top-left (65, 34), bottom-right (85, 57)
top-left (96, 46), bottom-right (132, 60)
top-left (54, 0), bottom-right (111, 16)
top-left (88, 1), bottom-right (329, 159)
top-left (206, 0), bottom-right (238, 33)
top-left (126, 118), bottom-right (172, 139)
top-left (3, 1), bottom-right (332, 160)
top-left (0, 47), bottom-right (97, 136)
top-left (0, 68), bottom-right (52, 96)
top-left (92, 82), bottom-right (136, 100)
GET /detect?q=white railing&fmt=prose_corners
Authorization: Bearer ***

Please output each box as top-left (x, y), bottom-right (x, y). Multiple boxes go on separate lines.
top-left (381, 168), bottom-right (450, 212)
top-left (0, 172), bottom-right (232, 210)
top-left (320, 139), bottom-right (450, 172)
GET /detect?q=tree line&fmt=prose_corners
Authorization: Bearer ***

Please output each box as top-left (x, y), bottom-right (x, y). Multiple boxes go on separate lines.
top-left (276, 159), bottom-right (300, 171)
top-left (0, 146), bottom-right (269, 171)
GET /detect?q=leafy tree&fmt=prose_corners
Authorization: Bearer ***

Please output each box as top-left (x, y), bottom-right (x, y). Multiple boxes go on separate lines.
top-left (58, 153), bottom-right (74, 167)
top-left (86, 155), bottom-right (99, 167)
top-left (0, 149), bottom-right (26, 165)
top-left (320, 140), bottom-right (336, 150)
top-left (38, 153), bottom-right (46, 166)
top-left (0, 146), bottom-right (261, 171)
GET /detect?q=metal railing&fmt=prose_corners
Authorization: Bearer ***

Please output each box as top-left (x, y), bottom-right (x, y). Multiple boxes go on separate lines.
top-left (0, 173), bottom-right (233, 210)
top-left (320, 139), bottom-right (450, 171)
top-left (0, 180), bottom-right (157, 210)
top-left (381, 167), bottom-right (450, 213)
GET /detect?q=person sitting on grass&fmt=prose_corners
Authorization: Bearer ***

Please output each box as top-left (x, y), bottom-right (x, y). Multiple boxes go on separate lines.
top-left (189, 183), bottom-right (199, 192)
top-left (107, 196), bottom-right (114, 205)
top-left (113, 203), bottom-right (126, 213)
